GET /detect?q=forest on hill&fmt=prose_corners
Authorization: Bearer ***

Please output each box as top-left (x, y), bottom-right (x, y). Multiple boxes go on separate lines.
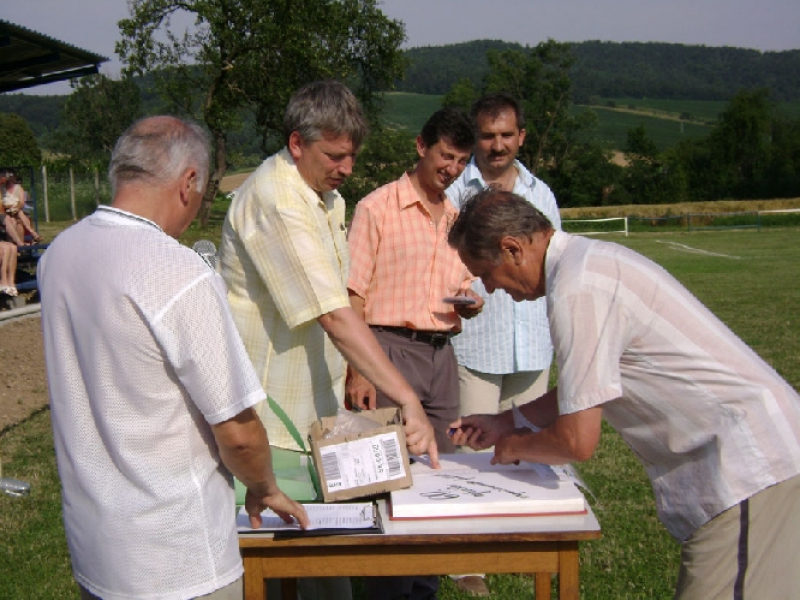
top-left (2, 38), bottom-right (799, 211)
top-left (5, 39), bottom-right (800, 142)
top-left (399, 40), bottom-right (800, 102)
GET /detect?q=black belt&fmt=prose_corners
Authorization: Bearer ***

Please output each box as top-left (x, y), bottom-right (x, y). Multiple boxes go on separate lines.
top-left (371, 326), bottom-right (455, 348)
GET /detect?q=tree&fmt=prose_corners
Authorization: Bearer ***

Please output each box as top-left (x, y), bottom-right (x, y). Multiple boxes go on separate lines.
top-left (483, 40), bottom-right (577, 174)
top-left (706, 88), bottom-right (773, 198)
top-left (623, 125), bottom-right (671, 204)
top-left (338, 126), bottom-right (417, 207)
top-left (53, 75), bottom-right (142, 166)
top-left (449, 39), bottom-right (614, 207)
top-left (441, 77), bottom-right (478, 113)
top-left (117, 0), bottom-right (406, 224)
top-left (0, 113), bottom-right (42, 167)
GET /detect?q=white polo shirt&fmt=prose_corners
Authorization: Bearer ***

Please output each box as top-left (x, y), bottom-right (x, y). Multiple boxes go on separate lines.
top-left (38, 206), bottom-right (265, 600)
top-left (546, 230), bottom-right (800, 541)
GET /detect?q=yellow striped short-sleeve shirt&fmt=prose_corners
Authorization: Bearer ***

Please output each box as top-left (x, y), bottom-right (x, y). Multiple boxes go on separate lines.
top-left (218, 149), bottom-right (351, 451)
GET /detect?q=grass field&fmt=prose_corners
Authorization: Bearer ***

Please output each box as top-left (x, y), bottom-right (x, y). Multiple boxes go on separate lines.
top-left (2, 215), bottom-right (798, 598)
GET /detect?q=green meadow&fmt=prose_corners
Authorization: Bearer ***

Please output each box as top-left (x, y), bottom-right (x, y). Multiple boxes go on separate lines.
top-left (2, 217), bottom-right (798, 598)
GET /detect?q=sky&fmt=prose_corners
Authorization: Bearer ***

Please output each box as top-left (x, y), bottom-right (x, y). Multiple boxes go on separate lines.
top-left (5, 0), bottom-right (800, 95)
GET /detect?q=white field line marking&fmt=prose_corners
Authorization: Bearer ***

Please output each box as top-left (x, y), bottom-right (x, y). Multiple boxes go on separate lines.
top-left (655, 240), bottom-right (742, 259)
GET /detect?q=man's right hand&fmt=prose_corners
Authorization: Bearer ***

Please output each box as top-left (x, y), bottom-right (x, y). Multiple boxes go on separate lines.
top-left (244, 488), bottom-right (310, 530)
top-left (345, 367), bottom-right (377, 410)
top-left (447, 413), bottom-right (511, 452)
top-left (402, 403), bottom-right (440, 468)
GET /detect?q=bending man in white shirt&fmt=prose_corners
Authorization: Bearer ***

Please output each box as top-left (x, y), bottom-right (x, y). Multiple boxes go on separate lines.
top-left (448, 187), bottom-right (800, 600)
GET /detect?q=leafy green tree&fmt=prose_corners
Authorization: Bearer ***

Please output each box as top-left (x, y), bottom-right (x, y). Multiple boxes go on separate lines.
top-left (52, 75), bottom-right (142, 166)
top-left (482, 40), bottom-right (577, 174)
top-left (706, 88), bottom-right (773, 198)
top-left (623, 125), bottom-right (669, 204)
top-left (666, 88), bottom-right (786, 202)
top-left (0, 113), bottom-right (42, 167)
top-left (339, 126), bottom-right (417, 208)
top-left (441, 78), bottom-right (478, 113)
top-left (449, 39), bottom-right (614, 207)
top-left (117, 0), bottom-right (405, 224)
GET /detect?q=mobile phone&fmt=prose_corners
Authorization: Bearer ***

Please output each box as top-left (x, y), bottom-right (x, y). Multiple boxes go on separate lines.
top-left (443, 296), bottom-right (477, 305)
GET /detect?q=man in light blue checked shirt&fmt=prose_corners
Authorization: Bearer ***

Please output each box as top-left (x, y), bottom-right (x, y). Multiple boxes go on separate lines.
top-left (447, 93), bottom-right (561, 430)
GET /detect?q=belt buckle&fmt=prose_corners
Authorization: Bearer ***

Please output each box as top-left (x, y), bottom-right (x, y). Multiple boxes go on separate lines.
top-left (429, 332), bottom-right (449, 347)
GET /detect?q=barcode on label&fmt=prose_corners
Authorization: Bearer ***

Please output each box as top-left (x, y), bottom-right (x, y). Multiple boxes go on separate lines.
top-left (322, 452), bottom-right (342, 483)
top-left (382, 438), bottom-right (402, 477)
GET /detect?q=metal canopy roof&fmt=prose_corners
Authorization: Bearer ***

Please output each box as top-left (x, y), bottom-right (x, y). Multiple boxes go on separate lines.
top-left (0, 19), bottom-right (108, 93)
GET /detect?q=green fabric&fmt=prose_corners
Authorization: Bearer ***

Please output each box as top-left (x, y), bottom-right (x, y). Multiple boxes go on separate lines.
top-left (235, 447), bottom-right (319, 505)
top-left (267, 396), bottom-right (307, 453)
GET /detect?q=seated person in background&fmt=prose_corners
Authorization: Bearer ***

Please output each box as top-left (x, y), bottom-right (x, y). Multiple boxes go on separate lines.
top-left (2, 171), bottom-right (42, 244)
top-left (0, 239), bottom-right (18, 296)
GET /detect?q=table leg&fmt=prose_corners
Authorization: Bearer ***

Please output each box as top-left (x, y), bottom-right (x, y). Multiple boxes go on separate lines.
top-left (243, 554), bottom-right (267, 600)
top-left (558, 542), bottom-right (580, 600)
top-left (535, 572), bottom-right (552, 598)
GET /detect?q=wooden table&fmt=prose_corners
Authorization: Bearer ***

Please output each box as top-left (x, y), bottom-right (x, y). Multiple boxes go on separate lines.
top-left (239, 499), bottom-right (600, 600)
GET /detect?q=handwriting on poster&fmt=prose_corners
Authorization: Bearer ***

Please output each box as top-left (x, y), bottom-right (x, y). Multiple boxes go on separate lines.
top-left (420, 473), bottom-right (530, 500)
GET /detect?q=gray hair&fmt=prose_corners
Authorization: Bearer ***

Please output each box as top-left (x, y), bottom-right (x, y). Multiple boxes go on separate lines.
top-left (109, 116), bottom-right (210, 196)
top-left (282, 81), bottom-right (368, 149)
top-left (448, 188), bottom-right (553, 263)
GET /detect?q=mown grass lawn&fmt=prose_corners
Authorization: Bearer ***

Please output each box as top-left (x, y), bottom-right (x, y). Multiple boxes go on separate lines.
top-left (2, 218), bottom-right (797, 599)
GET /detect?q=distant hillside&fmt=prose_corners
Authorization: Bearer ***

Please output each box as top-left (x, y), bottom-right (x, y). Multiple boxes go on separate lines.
top-left (4, 40), bottom-right (800, 151)
top-left (398, 40), bottom-right (800, 102)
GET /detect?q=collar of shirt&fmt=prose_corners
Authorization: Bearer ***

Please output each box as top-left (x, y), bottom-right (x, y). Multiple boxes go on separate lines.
top-left (397, 171), bottom-right (458, 226)
top-left (457, 158), bottom-right (538, 194)
top-left (95, 205), bottom-right (164, 233)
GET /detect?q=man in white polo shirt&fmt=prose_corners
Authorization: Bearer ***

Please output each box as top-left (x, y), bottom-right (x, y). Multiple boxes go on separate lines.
top-left (38, 116), bottom-right (307, 600)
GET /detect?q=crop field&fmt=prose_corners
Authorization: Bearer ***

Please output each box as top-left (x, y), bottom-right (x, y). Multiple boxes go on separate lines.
top-left (382, 91), bottom-right (712, 151)
top-left (382, 92), bottom-right (443, 132)
top-left (382, 92), bottom-right (800, 153)
top-left (3, 216), bottom-right (798, 598)
top-left (585, 106), bottom-right (709, 151)
top-left (600, 98), bottom-right (728, 123)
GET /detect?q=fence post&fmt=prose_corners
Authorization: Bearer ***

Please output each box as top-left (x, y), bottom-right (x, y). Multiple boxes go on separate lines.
top-left (41, 165), bottom-right (50, 223)
top-left (70, 167), bottom-right (77, 221)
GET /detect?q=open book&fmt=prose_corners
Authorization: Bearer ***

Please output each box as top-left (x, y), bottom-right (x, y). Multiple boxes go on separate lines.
top-left (389, 453), bottom-right (586, 520)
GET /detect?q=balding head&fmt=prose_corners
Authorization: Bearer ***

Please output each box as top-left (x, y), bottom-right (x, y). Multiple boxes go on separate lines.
top-left (109, 116), bottom-right (210, 197)
top-left (448, 187), bottom-right (553, 264)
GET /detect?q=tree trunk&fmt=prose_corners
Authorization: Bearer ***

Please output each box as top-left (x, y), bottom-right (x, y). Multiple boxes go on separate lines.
top-left (198, 127), bottom-right (227, 226)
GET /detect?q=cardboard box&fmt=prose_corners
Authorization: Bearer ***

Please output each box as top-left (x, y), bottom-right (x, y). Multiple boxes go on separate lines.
top-left (309, 407), bottom-right (413, 502)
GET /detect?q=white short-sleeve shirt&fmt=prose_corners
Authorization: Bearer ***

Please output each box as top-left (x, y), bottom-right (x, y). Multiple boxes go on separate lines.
top-left (38, 206), bottom-right (265, 600)
top-left (546, 230), bottom-right (800, 541)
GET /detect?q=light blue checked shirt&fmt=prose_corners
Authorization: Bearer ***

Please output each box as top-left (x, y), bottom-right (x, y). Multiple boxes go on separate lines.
top-left (446, 159), bottom-right (561, 374)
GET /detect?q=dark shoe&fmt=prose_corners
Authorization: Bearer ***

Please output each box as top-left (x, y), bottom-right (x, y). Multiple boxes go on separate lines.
top-left (454, 576), bottom-right (490, 597)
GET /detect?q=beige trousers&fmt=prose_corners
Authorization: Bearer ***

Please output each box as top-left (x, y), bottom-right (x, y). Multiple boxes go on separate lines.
top-left (457, 366), bottom-right (550, 417)
top-left (675, 473), bottom-right (800, 599)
